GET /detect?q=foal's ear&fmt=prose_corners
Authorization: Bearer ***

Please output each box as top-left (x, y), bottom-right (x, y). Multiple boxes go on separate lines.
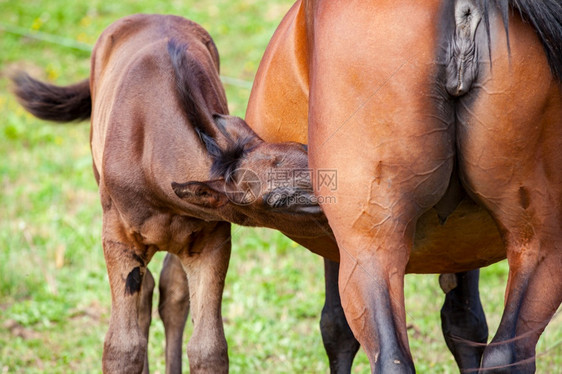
top-left (172, 180), bottom-right (228, 208)
top-left (213, 114), bottom-right (262, 146)
top-left (196, 114), bottom-right (262, 162)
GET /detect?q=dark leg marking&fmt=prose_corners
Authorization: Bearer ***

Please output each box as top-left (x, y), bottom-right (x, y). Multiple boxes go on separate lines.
top-left (125, 266), bottom-right (143, 295)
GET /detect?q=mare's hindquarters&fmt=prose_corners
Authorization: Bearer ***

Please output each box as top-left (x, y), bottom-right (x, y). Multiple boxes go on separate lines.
top-left (455, 4), bottom-right (562, 372)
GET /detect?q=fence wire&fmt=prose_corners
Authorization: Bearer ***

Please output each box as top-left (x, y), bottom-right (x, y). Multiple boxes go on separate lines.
top-left (0, 22), bottom-right (254, 89)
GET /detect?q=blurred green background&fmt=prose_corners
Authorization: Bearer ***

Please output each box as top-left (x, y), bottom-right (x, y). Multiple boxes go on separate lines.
top-left (0, 0), bottom-right (560, 372)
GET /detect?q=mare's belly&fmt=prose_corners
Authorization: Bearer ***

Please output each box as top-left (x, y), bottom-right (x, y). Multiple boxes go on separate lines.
top-left (408, 199), bottom-right (505, 273)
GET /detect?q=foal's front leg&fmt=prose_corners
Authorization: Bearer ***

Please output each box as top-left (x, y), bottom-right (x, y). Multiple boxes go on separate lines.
top-left (176, 222), bottom-right (231, 374)
top-left (102, 215), bottom-right (156, 373)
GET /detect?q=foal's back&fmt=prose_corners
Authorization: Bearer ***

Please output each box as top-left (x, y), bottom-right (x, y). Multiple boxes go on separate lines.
top-left (90, 15), bottom-right (229, 246)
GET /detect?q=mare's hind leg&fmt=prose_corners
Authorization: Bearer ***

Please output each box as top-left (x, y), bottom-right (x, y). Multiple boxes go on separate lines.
top-left (176, 222), bottom-right (231, 373)
top-left (455, 11), bottom-right (562, 371)
top-left (158, 253), bottom-right (190, 374)
top-left (479, 237), bottom-right (562, 373)
top-left (320, 259), bottom-right (360, 374)
top-left (307, 2), bottom-right (456, 371)
top-left (140, 269), bottom-right (155, 374)
top-left (440, 270), bottom-right (488, 371)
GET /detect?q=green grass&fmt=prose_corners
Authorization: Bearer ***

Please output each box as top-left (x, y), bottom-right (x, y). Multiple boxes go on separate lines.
top-left (0, 0), bottom-right (560, 373)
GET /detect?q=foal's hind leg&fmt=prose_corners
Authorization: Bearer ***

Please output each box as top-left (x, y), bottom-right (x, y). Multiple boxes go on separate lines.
top-left (158, 253), bottom-right (190, 374)
top-left (320, 259), bottom-right (360, 374)
top-left (440, 270), bottom-right (488, 371)
top-left (176, 222), bottom-right (231, 373)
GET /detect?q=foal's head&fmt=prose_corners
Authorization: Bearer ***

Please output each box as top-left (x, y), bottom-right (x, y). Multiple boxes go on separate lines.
top-left (172, 113), bottom-right (326, 234)
top-left (169, 39), bottom-right (326, 236)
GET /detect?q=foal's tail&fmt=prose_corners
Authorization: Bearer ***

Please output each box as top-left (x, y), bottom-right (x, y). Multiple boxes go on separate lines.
top-left (12, 73), bottom-right (91, 122)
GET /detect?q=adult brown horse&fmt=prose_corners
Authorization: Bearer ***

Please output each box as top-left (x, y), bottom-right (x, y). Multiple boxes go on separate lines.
top-left (13, 14), bottom-right (333, 373)
top-left (247, 0), bottom-right (562, 372)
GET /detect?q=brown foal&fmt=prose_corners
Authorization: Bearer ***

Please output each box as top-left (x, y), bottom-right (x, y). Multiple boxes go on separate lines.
top-left (13, 14), bottom-right (331, 373)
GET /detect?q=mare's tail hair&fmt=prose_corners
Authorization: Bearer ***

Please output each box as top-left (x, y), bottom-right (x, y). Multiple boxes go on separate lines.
top-left (12, 73), bottom-right (91, 122)
top-left (482, 0), bottom-right (562, 80)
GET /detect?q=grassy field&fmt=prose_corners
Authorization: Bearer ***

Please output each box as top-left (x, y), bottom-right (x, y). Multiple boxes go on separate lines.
top-left (0, 0), bottom-right (560, 373)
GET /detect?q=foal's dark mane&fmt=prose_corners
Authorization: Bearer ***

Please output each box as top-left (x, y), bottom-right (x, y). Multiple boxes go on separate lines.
top-left (482, 0), bottom-right (562, 81)
top-left (168, 39), bottom-right (222, 139)
top-left (168, 39), bottom-right (254, 182)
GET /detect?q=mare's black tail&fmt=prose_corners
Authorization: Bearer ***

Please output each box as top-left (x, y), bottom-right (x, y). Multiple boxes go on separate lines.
top-left (508, 0), bottom-right (562, 80)
top-left (12, 73), bottom-right (91, 122)
top-left (482, 0), bottom-right (562, 80)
